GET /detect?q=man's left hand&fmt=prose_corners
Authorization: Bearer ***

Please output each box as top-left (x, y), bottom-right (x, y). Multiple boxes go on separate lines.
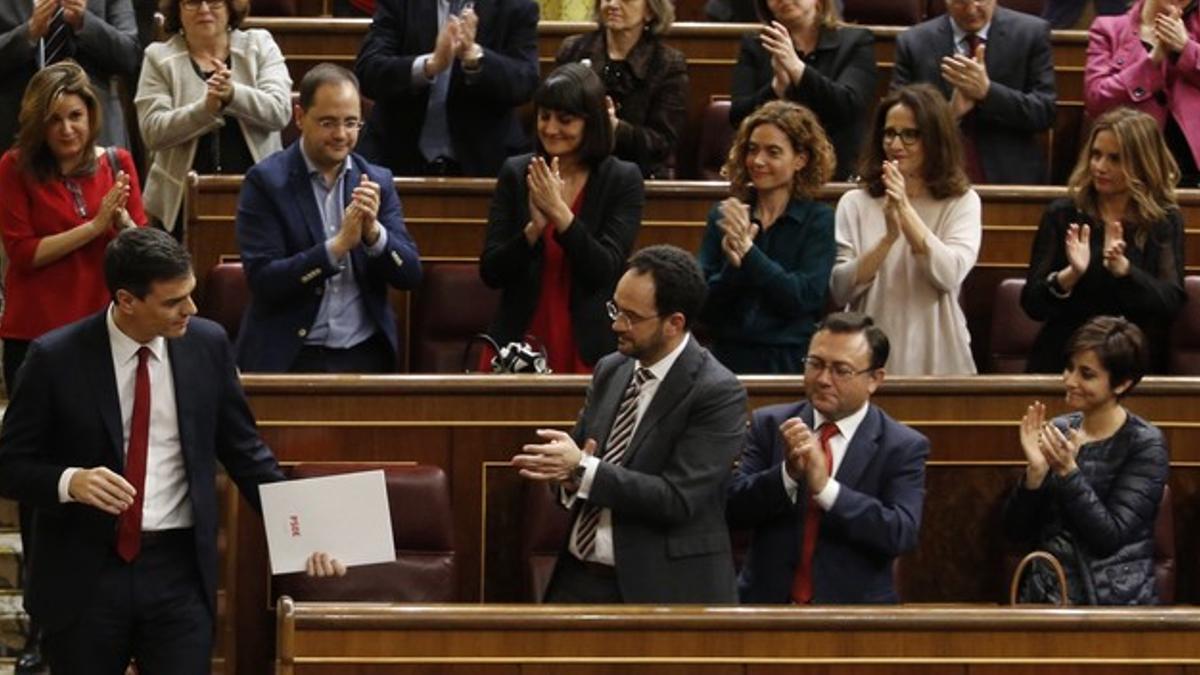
top-left (940, 43), bottom-right (989, 101)
top-left (351, 175), bottom-right (382, 244)
top-left (453, 5), bottom-right (479, 61)
top-left (305, 551), bottom-right (347, 577)
top-left (62, 0), bottom-right (87, 30)
top-left (512, 429), bottom-right (588, 482)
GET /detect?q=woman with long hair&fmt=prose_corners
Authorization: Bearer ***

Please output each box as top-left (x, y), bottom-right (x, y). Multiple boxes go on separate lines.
top-left (699, 100), bottom-right (836, 373)
top-left (1004, 316), bottom-right (1168, 605)
top-left (1021, 107), bottom-right (1185, 374)
top-left (829, 83), bottom-right (981, 375)
top-left (479, 63), bottom-right (644, 373)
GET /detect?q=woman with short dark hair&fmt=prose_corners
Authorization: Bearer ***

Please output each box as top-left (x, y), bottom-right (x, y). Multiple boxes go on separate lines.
top-left (479, 64), bottom-right (644, 372)
top-left (1004, 315), bottom-right (1168, 605)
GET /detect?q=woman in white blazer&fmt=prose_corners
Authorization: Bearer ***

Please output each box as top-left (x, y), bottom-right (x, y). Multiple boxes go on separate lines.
top-left (135, 0), bottom-right (291, 236)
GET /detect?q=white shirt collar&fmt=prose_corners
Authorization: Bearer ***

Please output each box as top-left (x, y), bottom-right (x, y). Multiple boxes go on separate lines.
top-left (106, 304), bottom-right (166, 366)
top-left (814, 400), bottom-right (870, 444)
top-left (638, 332), bottom-right (691, 382)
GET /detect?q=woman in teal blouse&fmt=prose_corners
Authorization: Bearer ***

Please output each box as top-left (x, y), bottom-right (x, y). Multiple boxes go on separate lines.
top-left (698, 100), bottom-right (836, 374)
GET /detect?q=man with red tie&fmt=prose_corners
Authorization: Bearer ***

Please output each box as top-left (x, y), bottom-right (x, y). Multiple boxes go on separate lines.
top-left (727, 312), bottom-right (928, 604)
top-left (0, 228), bottom-right (342, 674)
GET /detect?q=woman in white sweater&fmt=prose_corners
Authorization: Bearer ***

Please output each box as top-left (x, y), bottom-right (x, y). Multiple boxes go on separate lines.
top-left (135, 0), bottom-right (292, 236)
top-left (830, 83), bottom-right (981, 375)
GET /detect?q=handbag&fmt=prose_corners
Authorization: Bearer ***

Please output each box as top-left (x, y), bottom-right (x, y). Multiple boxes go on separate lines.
top-left (463, 334), bottom-right (551, 374)
top-left (1009, 550), bottom-right (1071, 606)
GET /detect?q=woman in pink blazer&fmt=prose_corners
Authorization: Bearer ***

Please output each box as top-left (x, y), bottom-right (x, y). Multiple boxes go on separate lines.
top-left (1084, 0), bottom-right (1200, 187)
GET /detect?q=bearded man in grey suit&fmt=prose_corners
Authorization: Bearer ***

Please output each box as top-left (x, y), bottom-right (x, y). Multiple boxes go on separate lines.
top-left (513, 245), bottom-right (747, 604)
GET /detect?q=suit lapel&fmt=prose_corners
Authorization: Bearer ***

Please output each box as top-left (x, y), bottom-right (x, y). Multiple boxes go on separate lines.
top-left (834, 405), bottom-right (882, 488)
top-left (622, 340), bottom-right (700, 467)
top-left (82, 313), bottom-right (124, 469)
top-left (287, 145), bottom-right (327, 248)
top-left (984, 8), bottom-right (1008, 76)
top-left (167, 335), bottom-right (198, 477)
top-left (935, 16), bottom-right (958, 97)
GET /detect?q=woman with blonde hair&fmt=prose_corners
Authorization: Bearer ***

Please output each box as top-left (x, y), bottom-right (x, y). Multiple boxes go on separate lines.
top-left (830, 84), bottom-right (980, 375)
top-left (698, 100), bottom-right (835, 373)
top-left (1021, 107), bottom-right (1185, 374)
top-left (730, 0), bottom-right (875, 181)
top-left (555, 0), bottom-right (687, 178)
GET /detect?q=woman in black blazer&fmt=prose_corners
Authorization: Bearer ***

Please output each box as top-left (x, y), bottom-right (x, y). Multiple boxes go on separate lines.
top-left (730, 0), bottom-right (876, 181)
top-left (480, 64), bottom-right (645, 372)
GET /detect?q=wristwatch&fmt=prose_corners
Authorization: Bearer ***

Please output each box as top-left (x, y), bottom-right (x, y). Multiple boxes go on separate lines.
top-left (462, 45), bottom-right (484, 72)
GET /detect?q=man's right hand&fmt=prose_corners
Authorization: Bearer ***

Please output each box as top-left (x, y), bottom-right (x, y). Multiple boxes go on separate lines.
top-left (425, 18), bottom-right (459, 79)
top-left (330, 206), bottom-right (364, 258)
top-left (69, 467), bottom-right (136, 515)
top-left (28, 0), bottom-right (58, 42)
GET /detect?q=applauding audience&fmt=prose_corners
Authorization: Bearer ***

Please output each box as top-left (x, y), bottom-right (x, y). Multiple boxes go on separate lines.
top-left (556, 0), bottom-right (688, 179)
top-left (1004, 316), bottom-right (1167, 605)
top-left (1085, 0), bottom-right (1200, 187)
top-left (699, 101), bottom-right (835, 374)
top-left (893, 0), bottom-right (1056, 184)
top-left (480, 64), bottom-right (644, 372)
top-left (830, 84), bottom-right (980, 376)
top-left (1022, 108), bottom-right (1185, 374)
top-left (136, 0), bottom-right (292, 235)
top-left (730, 0), bottom-right (875, 181)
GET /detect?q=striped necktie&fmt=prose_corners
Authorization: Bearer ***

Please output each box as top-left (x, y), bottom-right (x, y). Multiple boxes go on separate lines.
top-left (43, 7), bottom-right (76, 67)
top-left (573, 366), bottom-right (654, 560)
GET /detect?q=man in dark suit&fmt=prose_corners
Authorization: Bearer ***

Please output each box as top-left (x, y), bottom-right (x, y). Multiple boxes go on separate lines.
top-left (0, 228), bottom-right (343, 674)
top-left (354, 0), bottom-right (539, 177)
top-left (513, 245), bottom-right (747, 603)
top-left (728, 313), bottom-right (928, 604)
top-left (235, 64), bottom-right (422, 373)
top-left (892, 0), bottom-right (1057, 184)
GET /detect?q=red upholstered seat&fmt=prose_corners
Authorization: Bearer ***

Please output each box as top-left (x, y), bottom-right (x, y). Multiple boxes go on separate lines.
top-left (843, 0), bottom-right (926, 25)
top-left (200, 262), bottom-right (248, 342)
top-left (1167, 276), bottom-right (1200, 375)
top-left (408, 260), bottom-right (501, 372)
top-left (696, 99), bottom-right (733, 181)
top-left (520, 481), bottom-right (571, 602)
top-left (1154, 485), bottom-right (1176, 603)
top-left (988, 277), bottom-right (1043, 374)
top-left (272, 463), bottom-right (459, 602)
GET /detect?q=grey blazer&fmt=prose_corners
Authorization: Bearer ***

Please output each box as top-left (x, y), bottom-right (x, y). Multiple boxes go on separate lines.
top-left (0, 0), bottom-right (140, 152)
top-left (893, 6), bottom-right (1057, 184)
top-left (550, 337), bottom-right (748, 603)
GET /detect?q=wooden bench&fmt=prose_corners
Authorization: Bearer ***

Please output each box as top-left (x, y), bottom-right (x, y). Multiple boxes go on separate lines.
top-left (274, 600), bottom-right (1200, 675)
top-left (215, 375), bottom-right (1200, 673)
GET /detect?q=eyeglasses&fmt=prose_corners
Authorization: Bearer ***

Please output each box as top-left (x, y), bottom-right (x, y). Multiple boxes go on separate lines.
top-left (948, 0), bottom-right (991, 6)
top-left (316, 119), bottom-right (364, 132)
top-left (606, 300), bottom-right (659, 326)
top-left (803, 356), bottom-right (875, 381)
top-left (883, 128), bottom-right (921, 146)
top-left (181, 0), bottom-right (227, 9)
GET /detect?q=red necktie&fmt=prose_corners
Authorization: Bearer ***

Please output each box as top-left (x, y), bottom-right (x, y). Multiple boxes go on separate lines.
top-left (790, 421), bottom-right (839, 604)
top-left (116, 346), bottom-right (151, 563)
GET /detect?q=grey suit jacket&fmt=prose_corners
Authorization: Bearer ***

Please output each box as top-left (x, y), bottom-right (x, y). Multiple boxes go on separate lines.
top-left (552, 337), bottom-right (748, 603)
top-left (892, 7), bottom-right (1057, 184)
top-left (0, 0), bottom-right (140, 152)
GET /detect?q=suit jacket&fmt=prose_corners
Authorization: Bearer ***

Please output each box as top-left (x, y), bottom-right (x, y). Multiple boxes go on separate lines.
top-left (234, 143), bottom-right (422, 372)
top-left (479, 153), bottom-right (643, 365)
top-left (727, 401), bottom-right (928, 603)
top-left (1084, 1), bottom-right (1200, 170)
top-left (0, 312), bottom-right (285, 632)
top-left (549, 338), bottom-right (748, 603)
top-left (354, 0), bottom-right (540, 177)
top-left (892, 7), bottom-right (1057, 184)
top-left (730, 26), bottom-right (877, 181)
top-left (0, 0), bottom-right (141, 152)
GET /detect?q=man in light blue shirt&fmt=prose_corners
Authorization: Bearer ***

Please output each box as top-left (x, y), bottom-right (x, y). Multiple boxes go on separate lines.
top-left (234, 64), bottom-right (422, 372)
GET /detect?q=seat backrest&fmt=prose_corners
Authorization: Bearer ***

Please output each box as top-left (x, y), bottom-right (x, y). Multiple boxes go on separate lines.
top-left (520, 481), bottom-right (571, 602)
top-left (1168, 276), bottom-right (1200, 374)
top-left (988, 277), bottom-right (1043, 373)
top-left (695, 99), bottom-right (733, 181)
top-left (272, 463), bottom-right (458, 602)
top-left (200, 262), bottom-right (249, 342)
top-left (1154, 484), bottom-right (1176, 603)
top-left (250, 0), bottom-right (299, 16)
top-left (408, 260), bottom-right (501, 372)
top-left (843, 0), bottom-right (926, 24)
top-left (928, 0), bottom-right (1045, 17)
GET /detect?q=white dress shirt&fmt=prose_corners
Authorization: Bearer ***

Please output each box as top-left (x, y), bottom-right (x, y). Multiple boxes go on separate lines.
top-left (780, 401), bottom-right (871, 510)
top-left (57, 306), bottom-right (194, 531)
top-left (566, 333), bottom-right (692, 565)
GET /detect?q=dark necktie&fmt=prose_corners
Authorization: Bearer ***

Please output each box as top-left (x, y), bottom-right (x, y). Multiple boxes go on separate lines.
top-left (790, 421), bottom-right (839, 604)
top-left (958, 33), bottom-right (987, 184)
top-left (116, 347), bottom-right (151, 563)
top-left (573, 366), bottom-right (654, 560)
top-left (43, 7), bottom-right (76, 67)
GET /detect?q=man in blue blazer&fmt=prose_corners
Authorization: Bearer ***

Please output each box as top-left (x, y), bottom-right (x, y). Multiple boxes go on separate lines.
top-left (0, 229), bottom-right (342, 673)
top-left (892, 0), bottom-right (1056, 184)
top-left (728, 313), bottom-right (928, 604)
top-left (235, 64), bottom-right (422, 373)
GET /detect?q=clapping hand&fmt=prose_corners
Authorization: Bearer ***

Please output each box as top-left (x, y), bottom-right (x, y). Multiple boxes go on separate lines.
top-left (717, 197), bottom-right (757, 268)
top-left (1018, 401), bottom-right (1050, 488)
top-left (93, 172), bottom-right (131, 235)
top-left (512, 429), bottom-right (591, 483)
top-left (1153, 4), bottom-right (1189, 56)
top-left (759, 21), bottom-right (803, 96)
top-left (453, 3), bottom-right (479, 61)
top-left (527, 155), bottom-right (572, 230)
top-left (204, 59), bottom-right (234, 114)
top-left (28, 0), bottom-right (57, 41)
top-left (1040, 422), bottom-right (1082, 478)
top-left (1064, 222), bottom-right (1091, 275)
top-left (61, 0), bottom-right (86, 30)
top-left (605, 95), bottom-right (619, 136)
top-left (349, 174), bottom-right (382, 245)
top-left (780, 417), bottom-right (829, 493)
top-left (940, 43), bottom-right (990, 102)
top-left (1101, 219), bottom-right (1129, 277)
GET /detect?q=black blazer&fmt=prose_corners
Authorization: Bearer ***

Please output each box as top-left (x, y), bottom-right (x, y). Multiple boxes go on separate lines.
top-left (479, 153), bottom-right (644, 365)
top-left (0, 312), bottom-right (284, 631)
top-left (730, 26), bottom-right (877, 181)
top-left (893, 7), bottom-right (1057, 184)
top-left (727, 401), bottom-right (928, 604)
top-left (355, 0), bottom-right (540, 177)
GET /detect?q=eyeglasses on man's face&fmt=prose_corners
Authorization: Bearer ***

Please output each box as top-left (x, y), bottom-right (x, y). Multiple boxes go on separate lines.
top-left (181, 0), bottom-right (227, 10)
top-left (803, 356), bottom-right (875, 381)
top-left (882, 128), bottom-right (921, 147)
top-left (606, 300), bottom-right (659, 326)
top-left (315, 118), bottom-right (364, 132)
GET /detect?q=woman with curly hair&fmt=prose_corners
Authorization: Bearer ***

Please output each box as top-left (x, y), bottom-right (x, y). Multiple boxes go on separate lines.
top-left (698, 100), bottom-right (836, 374)
top-left (829, 83), bottom-right (981, 375)
top-left (1021, 107), bottom-right (1185, 374)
